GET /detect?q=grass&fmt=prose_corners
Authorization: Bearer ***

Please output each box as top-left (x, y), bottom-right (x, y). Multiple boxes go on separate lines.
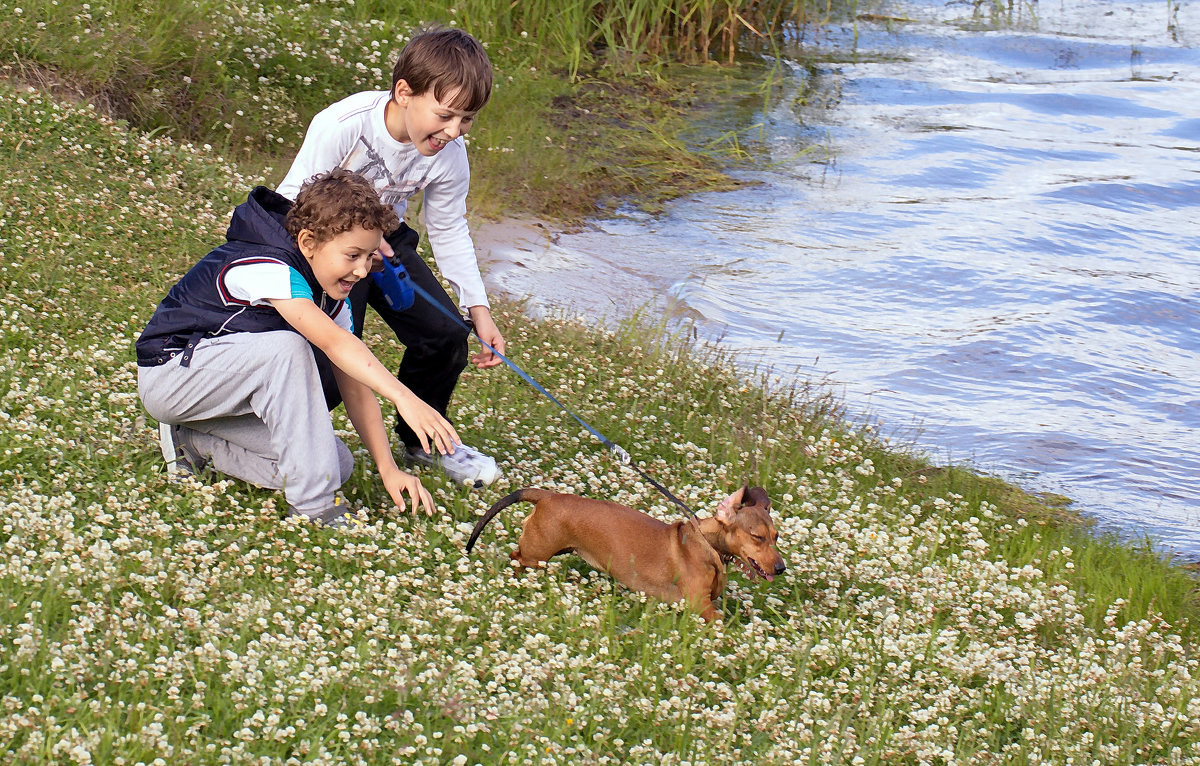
top-left (2, 0), bottom-right (1200, 762)
top-left (1, 83), bottom-right (1199, 763)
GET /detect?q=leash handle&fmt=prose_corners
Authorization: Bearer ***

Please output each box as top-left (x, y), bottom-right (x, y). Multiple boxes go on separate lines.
top-left (408, 282), bottom-right (696, 519)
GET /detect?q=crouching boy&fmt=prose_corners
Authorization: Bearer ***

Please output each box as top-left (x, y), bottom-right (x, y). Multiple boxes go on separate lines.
top-left (136, 169), bottom-right (459, 524)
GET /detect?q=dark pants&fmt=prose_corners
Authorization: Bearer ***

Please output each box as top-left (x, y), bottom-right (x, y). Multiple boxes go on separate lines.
top-left (316, 223), bottom-right (470, 450)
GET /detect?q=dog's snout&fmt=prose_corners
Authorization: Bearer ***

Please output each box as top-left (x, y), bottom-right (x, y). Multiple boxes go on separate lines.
top-left (774, 561), bottom-right (786, 575)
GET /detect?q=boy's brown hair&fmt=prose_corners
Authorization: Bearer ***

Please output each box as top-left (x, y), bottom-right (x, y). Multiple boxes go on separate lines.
top-left (391, 26), bottom-right (493, 113)
top-left (286, 169), bottom-right (399, 244)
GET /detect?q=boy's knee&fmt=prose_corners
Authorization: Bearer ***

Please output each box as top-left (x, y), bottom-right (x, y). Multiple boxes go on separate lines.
top-left (420, 328), bottom-right (470, 377)
top-left (401, 318), bottom-right (469, 362)
top-left (432, 318), bottom-right (471, 349)
top-left (260, 332), bottom-right (323, 378)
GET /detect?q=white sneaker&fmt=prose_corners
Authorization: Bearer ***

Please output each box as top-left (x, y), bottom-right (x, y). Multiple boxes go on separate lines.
top-left (406, 443), bottom-right (500, 488)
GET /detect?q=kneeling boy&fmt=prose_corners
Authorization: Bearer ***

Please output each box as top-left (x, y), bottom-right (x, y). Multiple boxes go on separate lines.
top-left (136, 169), bottom-right (458, 524)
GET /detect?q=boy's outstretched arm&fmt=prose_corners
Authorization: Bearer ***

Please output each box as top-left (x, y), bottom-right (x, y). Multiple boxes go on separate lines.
top-left (269, 296), bottom-right (461, 456)
top-left (333, 365), bottom-right (435, 515)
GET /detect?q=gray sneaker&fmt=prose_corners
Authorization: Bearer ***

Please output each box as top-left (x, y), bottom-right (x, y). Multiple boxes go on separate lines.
top-left (284, 498), bottom-right (368, 528)
top-left (158, 422), bottom-right (207, 477)
top-left (406, 443), bottom-right (500, 488)
top-left (322, 510), bottom-right (368, 529)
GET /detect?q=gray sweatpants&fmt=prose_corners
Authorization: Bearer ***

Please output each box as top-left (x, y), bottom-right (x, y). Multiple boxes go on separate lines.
top-left (138, 331), bottom-right (354, 520)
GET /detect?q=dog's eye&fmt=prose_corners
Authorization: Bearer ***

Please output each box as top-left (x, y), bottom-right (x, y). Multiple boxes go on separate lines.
top-left (752, 534), bottom-right (766, 542)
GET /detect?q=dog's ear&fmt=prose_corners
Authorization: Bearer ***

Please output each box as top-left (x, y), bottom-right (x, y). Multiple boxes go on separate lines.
top-left (744, 486), bottom-right (769, 509)
top-left (715, 487), bottom-right (746, 522)
top-left (740, 484), bottom-right (753, 507)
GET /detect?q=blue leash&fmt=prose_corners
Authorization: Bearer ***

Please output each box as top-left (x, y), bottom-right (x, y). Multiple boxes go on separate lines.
top-left (409, 282), bottom-right (697, 520)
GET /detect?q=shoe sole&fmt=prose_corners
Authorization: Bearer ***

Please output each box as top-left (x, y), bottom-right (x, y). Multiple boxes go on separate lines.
top-left (158, 421), bottom-right (181, 475)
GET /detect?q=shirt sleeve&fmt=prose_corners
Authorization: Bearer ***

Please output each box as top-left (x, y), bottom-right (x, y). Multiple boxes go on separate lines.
top-left (422, 140), bottom-right (489, 309)
top-left (224, 261), bottom-right (309, 304)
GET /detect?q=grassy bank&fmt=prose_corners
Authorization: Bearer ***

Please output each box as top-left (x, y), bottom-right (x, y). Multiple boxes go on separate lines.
top-left (4, 0), bottom-right (1200, 762)
top-left (2, 79), bottom-right (1200, 763)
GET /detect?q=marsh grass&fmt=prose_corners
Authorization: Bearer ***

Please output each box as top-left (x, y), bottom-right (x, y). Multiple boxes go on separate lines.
top-left (0, 0), bottom-right (838, 220)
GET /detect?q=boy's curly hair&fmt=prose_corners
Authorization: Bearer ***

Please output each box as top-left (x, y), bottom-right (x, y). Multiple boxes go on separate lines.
top-left (286, 169), bottom-right (399, 245)
top-left (392, 26), bottom-right (492, 113)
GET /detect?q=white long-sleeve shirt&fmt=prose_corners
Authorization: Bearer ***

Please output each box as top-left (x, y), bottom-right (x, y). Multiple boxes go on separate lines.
top-left (277, 90), bottom-right (488, 308)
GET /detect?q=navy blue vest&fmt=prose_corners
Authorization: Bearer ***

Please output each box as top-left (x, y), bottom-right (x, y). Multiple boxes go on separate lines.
top-left (137, 187), bottom-right (347, 367)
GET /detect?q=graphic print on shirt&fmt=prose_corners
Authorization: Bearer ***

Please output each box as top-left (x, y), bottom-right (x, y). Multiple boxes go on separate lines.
top-left (339, 136), bottom-right (434, 210)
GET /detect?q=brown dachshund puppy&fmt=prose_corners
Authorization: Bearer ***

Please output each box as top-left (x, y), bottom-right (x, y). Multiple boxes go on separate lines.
top-left (466, 486), bottom-right (784, 621)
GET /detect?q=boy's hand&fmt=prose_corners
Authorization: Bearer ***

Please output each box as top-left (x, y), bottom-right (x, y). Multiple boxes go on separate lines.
top-left (394, 392), bottom-right (460, 456)
top-left (381, 464), bottom-right (435, 515)
top-left (369, 237), bottom-right (395, 272)
top-left (468, 305), bottom-right (505, 369)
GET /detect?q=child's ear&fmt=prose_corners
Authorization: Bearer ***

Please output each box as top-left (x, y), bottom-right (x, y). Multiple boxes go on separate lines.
top-left (393, 79), bottom-right (413, 104)
top-left (296, 228), bottom-right (317, 258)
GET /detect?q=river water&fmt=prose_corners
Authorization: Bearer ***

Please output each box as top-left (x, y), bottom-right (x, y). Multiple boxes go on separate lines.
top-left (479, 0), bottom-right (1200, 557)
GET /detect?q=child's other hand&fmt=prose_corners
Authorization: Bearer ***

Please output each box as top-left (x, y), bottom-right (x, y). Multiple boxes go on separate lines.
top-left (383, 468), bottom-right (435, 516)
top-left (369, 237), bottom-right (394, 273)
top-left (394, 394), bottom-right (460, 455)
top-left (468, 306), bottom-right (505, 369)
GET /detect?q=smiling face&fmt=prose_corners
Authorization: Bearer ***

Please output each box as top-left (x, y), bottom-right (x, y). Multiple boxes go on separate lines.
top-left (388, 80), bottom-right (477, 156)
top-left (297, 226), bottom-right (383, 300)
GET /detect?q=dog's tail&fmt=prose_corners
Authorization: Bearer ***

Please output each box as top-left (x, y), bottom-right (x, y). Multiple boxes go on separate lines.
top-left (466, 488), bottom-right (550, 554)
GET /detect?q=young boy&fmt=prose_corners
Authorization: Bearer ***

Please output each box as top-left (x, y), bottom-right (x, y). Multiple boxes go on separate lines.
top-left (137, 169), bottom-right (460, 525)
top-left (276, 25), bottom-right (504, 489)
